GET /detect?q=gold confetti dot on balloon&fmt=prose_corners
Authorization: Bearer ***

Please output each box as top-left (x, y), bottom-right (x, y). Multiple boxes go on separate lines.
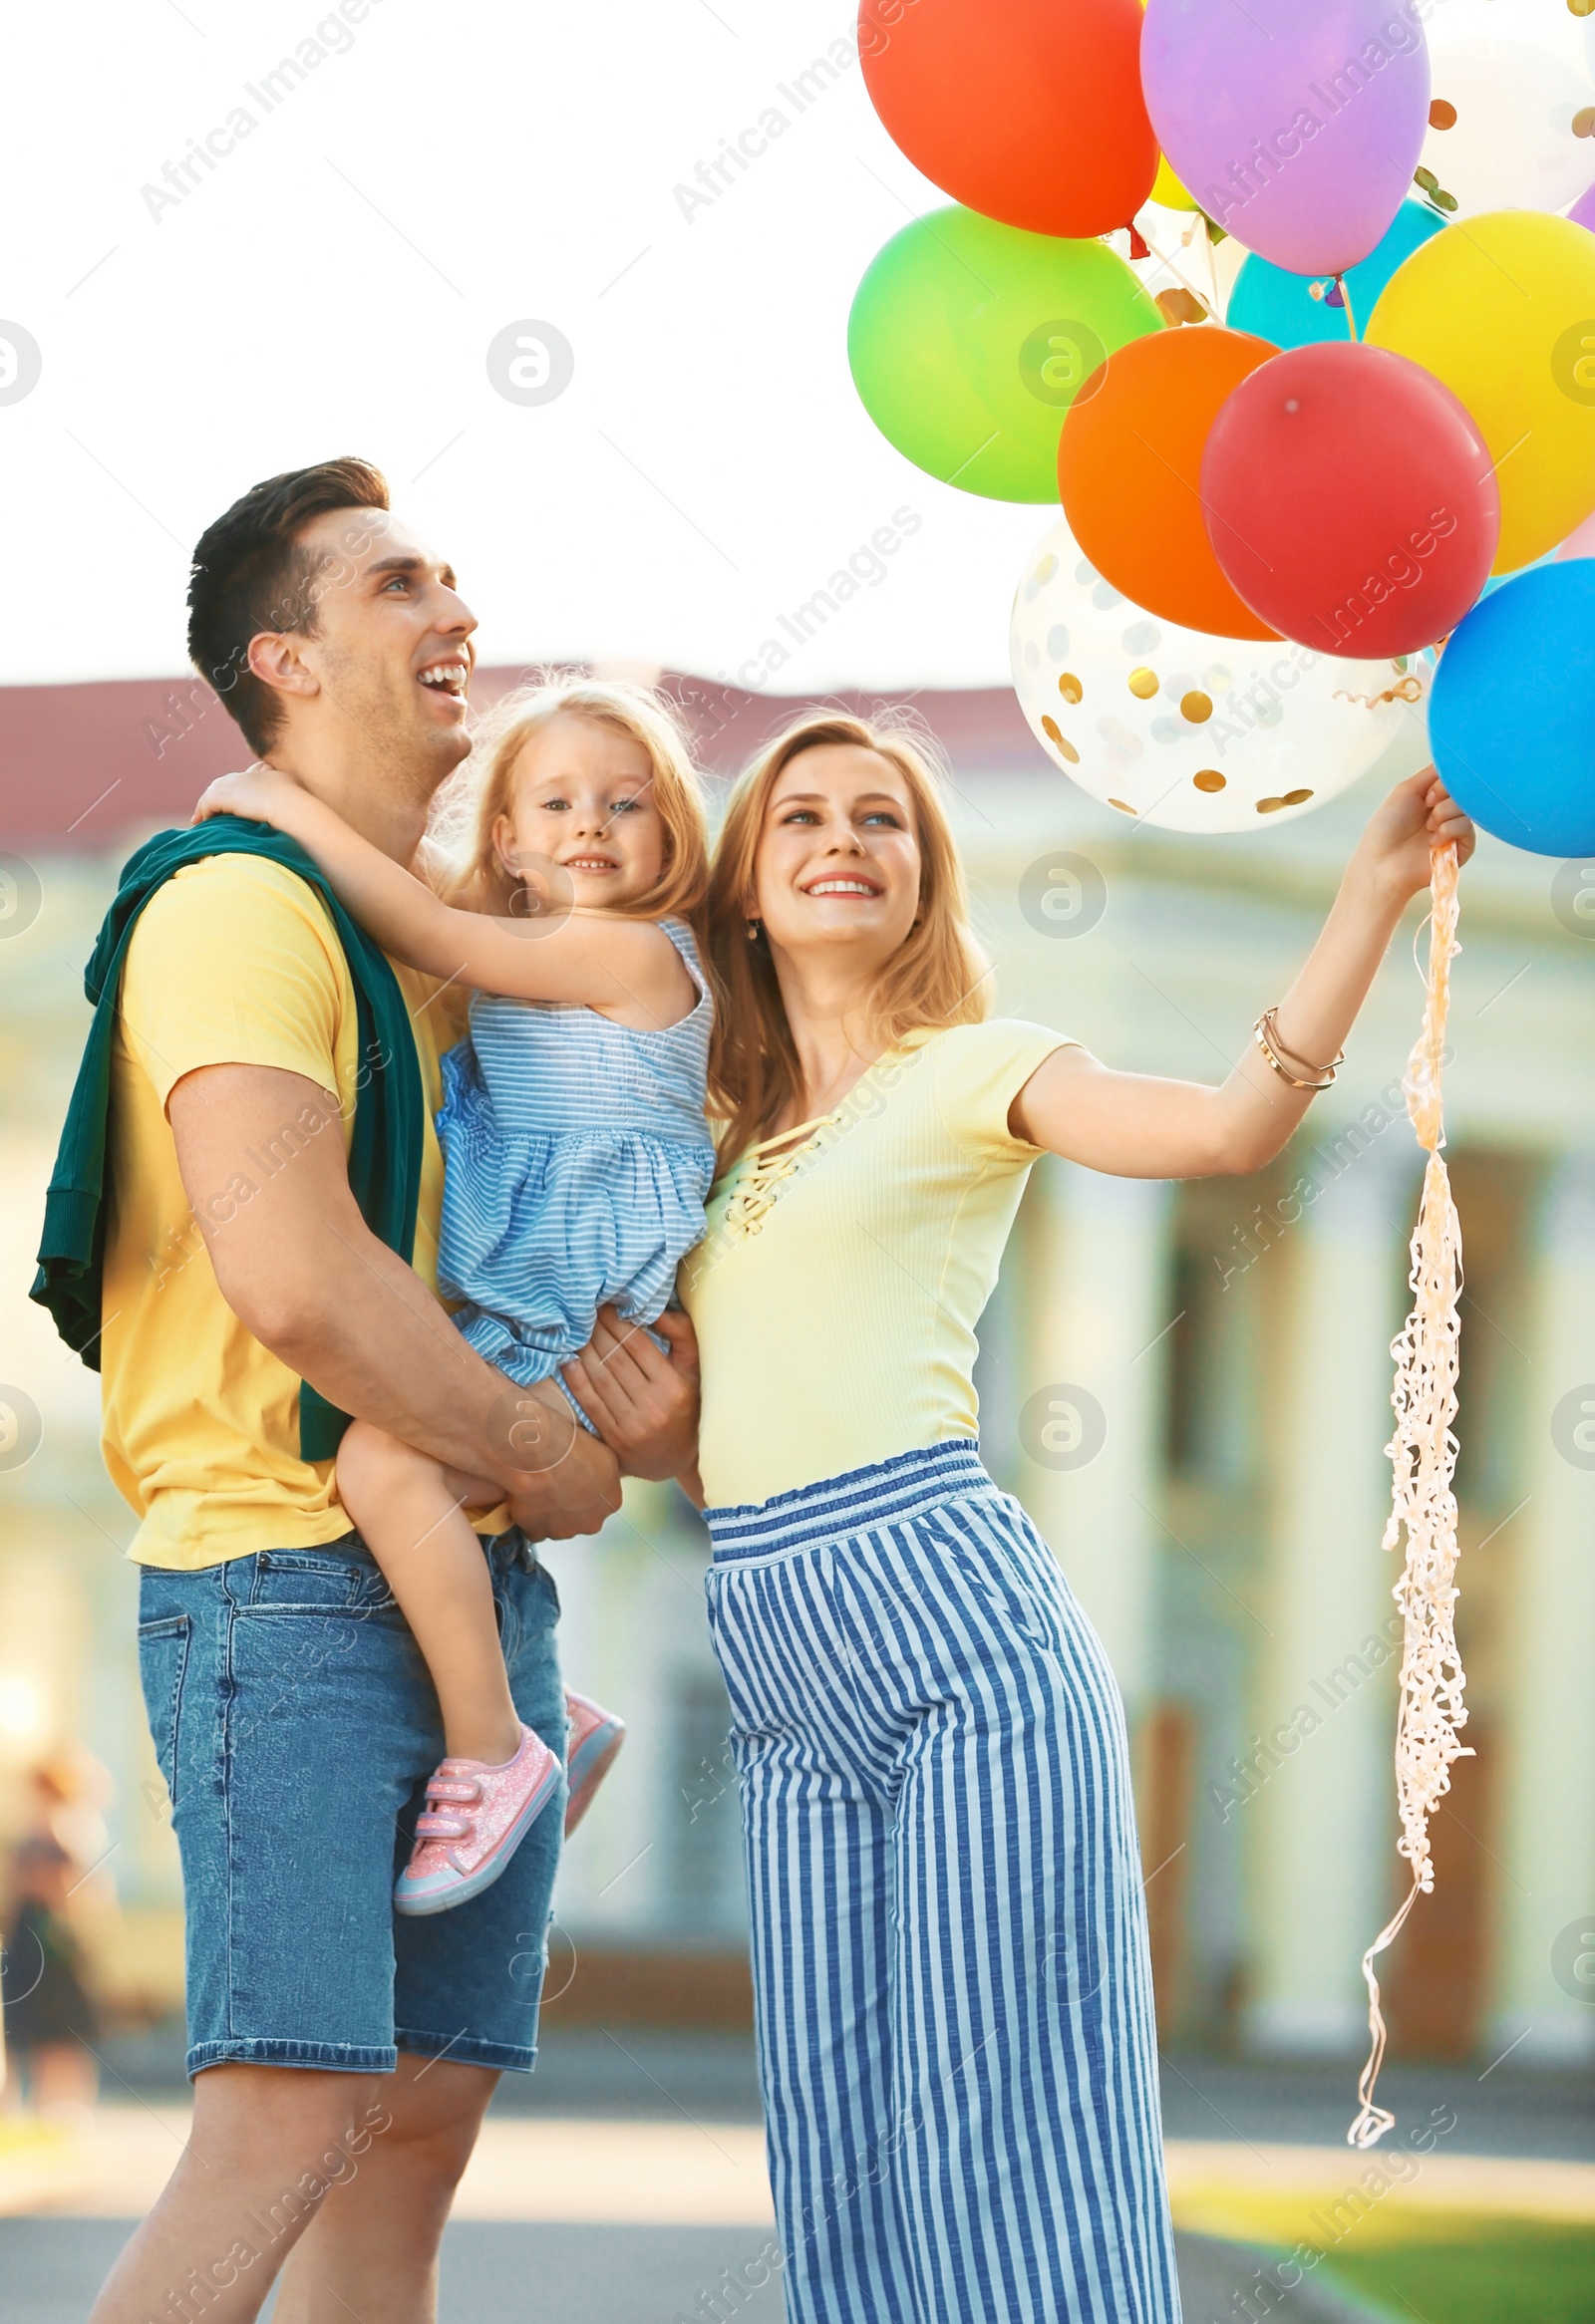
top-left (1256, 796), bottom-right (1286, 814)
top-left (1034, 554), bottom-right (1059, 583)
top-left (1180, 691), bottom-right (1214, 724)
top-left (1192, 769), bottom-right (1226, 793)
top-left (1429, 97), bottom-right (1457, 130)
top-left (1039, 715), bottom-right (1081, 763)
top-left (1127, 668), bottom-right (1159, 700)
top-left (1283, 787), bottom-right (1313, 805)
top-left (1108, 797), bottom-right (1137, 815)
top-left (1155, 286), bottom-right (1208, 328)
top-left (1059, 673), bottom-right (1084, 705)
top-left (1576, 105), bottom-right (1595, 138)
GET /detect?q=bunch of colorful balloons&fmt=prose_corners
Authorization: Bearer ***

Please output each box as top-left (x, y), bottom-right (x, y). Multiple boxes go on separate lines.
top-left (850, 0), bottom-right (1595, 849)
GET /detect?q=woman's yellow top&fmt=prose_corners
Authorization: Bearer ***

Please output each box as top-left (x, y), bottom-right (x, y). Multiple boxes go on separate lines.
top-left (680, 1019), bottom-right (1073, 1511)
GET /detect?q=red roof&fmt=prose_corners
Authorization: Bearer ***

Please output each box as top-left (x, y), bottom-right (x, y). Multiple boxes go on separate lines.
top-left (0, 672), bottom-right (1048, 853)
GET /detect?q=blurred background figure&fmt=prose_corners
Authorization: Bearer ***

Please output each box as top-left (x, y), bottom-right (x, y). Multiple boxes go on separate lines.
top-left (25, 1748), bottom-right (115, 1874)
top-left (1, 1752), bottom-right (115, 2124)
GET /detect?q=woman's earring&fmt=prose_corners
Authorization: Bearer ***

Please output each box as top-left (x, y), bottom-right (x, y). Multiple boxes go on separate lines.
top-left (746, 919), bottom-right (761, 944)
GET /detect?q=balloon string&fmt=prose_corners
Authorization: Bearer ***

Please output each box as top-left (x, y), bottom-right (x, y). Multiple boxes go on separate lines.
top-left (1348, 841), bottom-right (1469, 2150)
top-left (1349, 1874), bottom-right (1421, 2149)
top-left (1339, 273), bottom-right (1359, 343)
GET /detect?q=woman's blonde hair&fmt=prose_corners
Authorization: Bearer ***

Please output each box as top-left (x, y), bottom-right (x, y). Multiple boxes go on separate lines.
top-left (707, 710), bottom-right (988, 1169)
top-left (431, 676), bottom-right (709, 929)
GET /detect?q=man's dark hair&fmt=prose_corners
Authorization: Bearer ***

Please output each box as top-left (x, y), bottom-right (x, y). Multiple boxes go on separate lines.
top-left (186, 457), bottom-right (391, 754)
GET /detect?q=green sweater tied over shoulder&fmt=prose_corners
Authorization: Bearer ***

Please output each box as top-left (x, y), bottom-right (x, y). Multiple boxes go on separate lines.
top-left (30, 816), bottom-right (425, 1462)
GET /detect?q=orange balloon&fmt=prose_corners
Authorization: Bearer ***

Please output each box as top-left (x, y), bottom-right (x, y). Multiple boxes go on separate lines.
top-left (1059, 328), bottom-right (1282, 641)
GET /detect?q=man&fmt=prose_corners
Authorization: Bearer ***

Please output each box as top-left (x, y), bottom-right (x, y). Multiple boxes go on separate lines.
top-left (80, 460), bottom-right (698, 2321)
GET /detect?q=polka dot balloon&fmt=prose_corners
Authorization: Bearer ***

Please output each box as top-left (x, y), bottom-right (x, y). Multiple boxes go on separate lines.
top-left (1011, 515), bottom-right (1432, 834)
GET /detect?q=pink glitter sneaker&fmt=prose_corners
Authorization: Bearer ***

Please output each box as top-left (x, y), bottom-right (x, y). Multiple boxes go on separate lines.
top-left (394, 1724), bottom-right (561, 1916)
top-left (564, 1690), bottom-right (626, 1837)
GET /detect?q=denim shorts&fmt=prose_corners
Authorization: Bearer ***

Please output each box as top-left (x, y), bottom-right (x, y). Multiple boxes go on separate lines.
top-left (137, 1529), bottom-right (564, 2080)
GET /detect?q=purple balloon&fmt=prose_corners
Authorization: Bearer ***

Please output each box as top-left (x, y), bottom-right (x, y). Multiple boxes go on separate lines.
top-left (1142, 0), bottom-right (1431, 276)
top-left (1568, 181), bottom-right (1595, 234)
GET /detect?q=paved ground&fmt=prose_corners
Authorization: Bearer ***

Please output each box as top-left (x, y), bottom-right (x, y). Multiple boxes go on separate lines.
top-left (4, 2031), bottom-right (1587, 2321)
top-left (1151, 2050), bottom-right (1595, 2164)
top-left (9, 2105), bottom-right (1591, 2225)
top-left (1, 2219), bottom-right (1392, 2324)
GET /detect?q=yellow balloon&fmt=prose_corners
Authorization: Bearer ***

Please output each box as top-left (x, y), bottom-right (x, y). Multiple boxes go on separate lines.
top-left (1151, 151), bottom-right (1198, 211)
top-left (1366, 211), bottom-right (1595, 575)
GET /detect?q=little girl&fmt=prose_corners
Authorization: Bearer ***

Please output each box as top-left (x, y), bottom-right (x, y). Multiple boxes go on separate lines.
top-left (195, 681), bottom-right (715, 1914)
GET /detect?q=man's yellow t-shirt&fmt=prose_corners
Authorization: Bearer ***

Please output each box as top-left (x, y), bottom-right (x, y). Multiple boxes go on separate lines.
top-left (103, 853), bottom-right (469, 1571)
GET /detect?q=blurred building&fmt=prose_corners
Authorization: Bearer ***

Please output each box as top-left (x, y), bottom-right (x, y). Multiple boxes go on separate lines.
top-left (1, 671), bottom-right (1591, 2065)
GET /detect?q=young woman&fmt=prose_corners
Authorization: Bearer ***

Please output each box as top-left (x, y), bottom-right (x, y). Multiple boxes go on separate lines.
top-left (628, 710), bottom-right (1470, 2324)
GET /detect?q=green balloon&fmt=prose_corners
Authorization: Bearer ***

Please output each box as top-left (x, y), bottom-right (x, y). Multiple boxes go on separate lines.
top-left (848, 206), bottom-right (1164, 502)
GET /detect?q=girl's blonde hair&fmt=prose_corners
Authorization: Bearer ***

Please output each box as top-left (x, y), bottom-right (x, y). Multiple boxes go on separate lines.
top-left (706, 710), bottom-right (988, 1170)
top-left (432, 676), bottom-right (709, 929)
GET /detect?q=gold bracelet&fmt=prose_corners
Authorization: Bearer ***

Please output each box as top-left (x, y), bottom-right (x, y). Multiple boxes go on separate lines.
top-left (1253, 1008), bottom-right (1343, 1091)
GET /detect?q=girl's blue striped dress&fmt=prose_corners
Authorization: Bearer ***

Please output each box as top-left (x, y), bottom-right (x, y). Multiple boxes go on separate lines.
top-left (435, 916), bottom-right (714, 1414)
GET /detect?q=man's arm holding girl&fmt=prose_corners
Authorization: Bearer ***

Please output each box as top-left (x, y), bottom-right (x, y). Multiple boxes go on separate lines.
top-left (193, 764), bottom-right (687, 1018)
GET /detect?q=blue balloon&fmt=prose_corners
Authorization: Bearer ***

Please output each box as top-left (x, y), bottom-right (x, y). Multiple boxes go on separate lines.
top-left (1228, 200), bottom-right (1447, 350)
top-left (1429, 562), bottom-right (1595, 857)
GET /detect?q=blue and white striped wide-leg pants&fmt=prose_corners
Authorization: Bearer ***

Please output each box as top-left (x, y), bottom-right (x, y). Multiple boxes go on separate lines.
top-left (704, 1441), bottom-right (1180, 2324)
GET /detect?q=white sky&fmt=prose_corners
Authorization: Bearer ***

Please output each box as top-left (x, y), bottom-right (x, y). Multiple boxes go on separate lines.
top-left (4, 0), bottom-right (1588, 693)
top-left (0, 0), bottom-right (1059, 692)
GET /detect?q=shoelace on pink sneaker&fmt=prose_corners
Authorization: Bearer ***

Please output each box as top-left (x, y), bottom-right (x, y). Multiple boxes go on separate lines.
top-left (415, 1770), bottom-right (482, 1844)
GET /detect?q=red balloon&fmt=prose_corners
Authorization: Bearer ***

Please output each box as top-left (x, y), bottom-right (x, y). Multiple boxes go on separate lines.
top-left (1200, 344), bottom-right (1500, 660)
top-left (858, 0), bottom-right (1157, 239)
